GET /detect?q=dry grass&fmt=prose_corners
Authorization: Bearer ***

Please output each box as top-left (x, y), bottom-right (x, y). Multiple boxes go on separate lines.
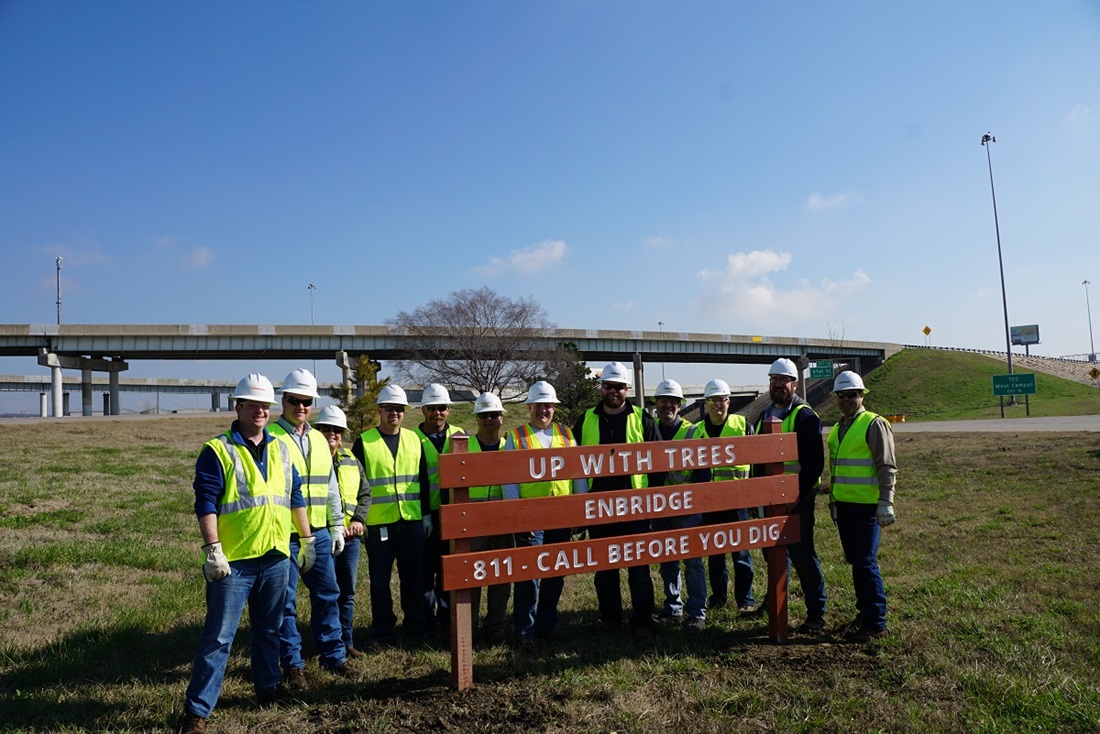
top-left (0, 417), bottom-right (1098, 733)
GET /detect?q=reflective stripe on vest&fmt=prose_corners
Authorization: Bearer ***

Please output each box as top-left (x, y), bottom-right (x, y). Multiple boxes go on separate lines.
top-left (467, 436), bottom-right (506, 501)
top-left (359, 428), bottom-right (424, 524)
top-left (755, 404), bottom-right (819, 488)
top-left (268, 423), bottom-right (334, 528)
top-left (334, 447), bottom-right (361, 525)
top-left (664, 419), bottom-right (697, 486)
top-left (581, 407), bottom-right (647, 489)
top-left (206, 432), bottom-right (293, 562)
top-left (416, 424), bottom-right (465, 511)
top-left (697, 414), bottom-right (750, 481)
top-left (827, 410), bottom-right (879, 504)
top-left (511, 423), bottom-right (577, 498)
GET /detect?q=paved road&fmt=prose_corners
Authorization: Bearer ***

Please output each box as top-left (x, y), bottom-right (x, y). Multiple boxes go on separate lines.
top-left (891, 415), bottom-right (1100, 433)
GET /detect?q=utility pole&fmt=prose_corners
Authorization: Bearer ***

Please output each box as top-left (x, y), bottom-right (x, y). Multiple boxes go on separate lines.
top-left (55, 256), bottom-right (63, 325)
top-left (981, 132), bottom-right (1016, 411)
top-left (308, 282), bottom-right (317, 377)
top-left (1085, 280), bottom-right (1096, 362)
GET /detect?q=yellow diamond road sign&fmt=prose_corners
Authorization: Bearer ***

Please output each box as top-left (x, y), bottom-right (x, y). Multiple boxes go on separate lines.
top-left (922, 325), bottom-right (931, 336)
top-left (1090, 367), bottom-right (1100, 380)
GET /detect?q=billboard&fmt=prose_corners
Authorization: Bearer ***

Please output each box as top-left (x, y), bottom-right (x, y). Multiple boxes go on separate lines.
top-left (1010, 324), bottom-right (1040, 346)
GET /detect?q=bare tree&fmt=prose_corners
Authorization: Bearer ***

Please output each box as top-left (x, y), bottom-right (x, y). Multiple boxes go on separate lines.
top-left (388, 287), bottom-right (558, 401)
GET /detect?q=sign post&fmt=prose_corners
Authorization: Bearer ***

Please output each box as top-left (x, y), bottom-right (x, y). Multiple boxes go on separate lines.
top-left (991, 373), bottom-right (1036, 417)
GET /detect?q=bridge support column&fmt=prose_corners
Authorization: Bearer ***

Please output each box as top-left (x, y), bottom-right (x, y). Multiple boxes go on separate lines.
top-left (82, 367), bottom-right (93, 416)
top-left (51, 365), bottom-right (64, 417)
top-left (102, 392), bottom-right (111, 416)
top-left (109, 363), bottom-right (121, 416)
top-left (39, 392), bottom-right (48, 418)
top-left (211, 392), bottom-right (221, 412)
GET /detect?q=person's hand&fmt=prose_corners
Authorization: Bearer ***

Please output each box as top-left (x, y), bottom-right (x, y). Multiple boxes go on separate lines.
top-left (348, 520), bottom-right (365, 537)
top-left (202, 542), bottom-right (231, 582)
top-left (876, 500), bottom-right (895, 528)
top-left (330, 526), bottom-right (346, 557)
top-left (422, 515), bottom-right (433, 538)
top-left (298, 536), bottom-right (317, 573)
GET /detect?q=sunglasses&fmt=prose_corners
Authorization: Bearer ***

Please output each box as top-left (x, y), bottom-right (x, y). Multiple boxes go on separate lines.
top-left (318, 425), bottom-right (344, 435)
top-left (602, 383), bottom-right (628, 392)
top-left (426, 405), bottom-right (450, 413)
top-left (836, 391), bottom-right (862, 399)
top-left (285, 396), bottom-right (313, 407)
top-left (477, 412), bottom-right (503, 420)
top-left (380, 404), bottom-right (405, 413)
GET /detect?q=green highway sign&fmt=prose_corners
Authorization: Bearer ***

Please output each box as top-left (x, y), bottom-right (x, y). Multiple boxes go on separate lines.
top-left (991, 373), bottom-right (1036, 396)
top-left (809, 361), bottom-right (833, 379)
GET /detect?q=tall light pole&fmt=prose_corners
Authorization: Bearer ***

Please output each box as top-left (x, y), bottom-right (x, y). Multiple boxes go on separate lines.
top-left (307, 282), bottom-right (317, 376)
top-left (981, 132), bottom-right (1016, 407)
top-left (55, 256), bottom-right (63, 325)
top-left (657, 321), bottom-right (665, 380)
top-left (1085, 280), bottom-right (1096, 361)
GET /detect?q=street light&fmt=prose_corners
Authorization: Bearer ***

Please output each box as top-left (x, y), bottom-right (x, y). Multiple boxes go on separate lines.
top-left (1085, 280), bottom-right (1096, 362)
top-left (55, 256), bottom-right (63, 325)
top-left (308, 282), bottom-right (317, 376)
top-left (981, 132), bottom-right (1016, 407)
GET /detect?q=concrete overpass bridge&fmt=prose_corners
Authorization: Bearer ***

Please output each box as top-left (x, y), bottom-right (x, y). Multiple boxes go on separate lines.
top-left (0, 324), bottom-right (901, 417)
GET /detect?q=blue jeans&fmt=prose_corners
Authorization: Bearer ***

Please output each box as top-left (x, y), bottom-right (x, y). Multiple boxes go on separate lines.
top-left (835, 502), bottom-right (887, 631)
top-left (365, 520), bottom-right (427, 639)
top-left (512, 528), bottom-right (570, 639)
top-left (184, 551), bottom-right (289, 719)
top-left (281, 528), bottom-right (346, 671)
top-left (470, 533), bottom-right (514, 638)
top-left (654, 513), bottom-right (706, 620)
top-left (788, 499), bottom-right (827, 621)
top-left (588, 519), bottom-right (655, 628)
top-left (332, 535), bottom-right (362, 650)
top-left (703, 508), bottom-right (755, 608)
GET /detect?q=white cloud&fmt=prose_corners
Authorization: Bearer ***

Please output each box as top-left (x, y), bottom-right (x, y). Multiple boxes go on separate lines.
top-left (695, 248), bottom-right (870, 329)
top-left (806, 191), bottom-right (860, 212)
top-left (1066, 104), bottom-right (1099, 124)
top-left (474, 239), bottom-right (568, 275)
top-left (182, 246), bottom-right (214, 269)
top-left (612, 301), bottom-right (636, 313)
top-left (644, 236), bottom-right (675, 249)
top-left (154, 235), bottom-right (176, 248)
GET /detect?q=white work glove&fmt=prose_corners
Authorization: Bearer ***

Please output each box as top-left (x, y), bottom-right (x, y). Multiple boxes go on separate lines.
top-left (297, 536), bottom-right (317, 573)
top-left (202, 542), bottom-right (232, 582)
top-left (422, 515), bottom-right (433, 538)
top-left (330, 526), bottom-right (346, 557)
top-left (876, 500), bottom-right (896, 528)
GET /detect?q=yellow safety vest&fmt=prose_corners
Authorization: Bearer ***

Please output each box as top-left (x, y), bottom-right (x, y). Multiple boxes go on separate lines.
top-left (510, 423), bottom-right (577, 498)
top-left (827, 411), bottom-right (879, 504)
top-left (416, 424), bottom-right (465, 511)
top-left (204, 431), bottom-right (294, 562)
top-left (697, 414), bottom-right (750, 481)
top-left (334, 447), bottom-right (361, 526)
top-left (268, 422), bottom-right (334, 529)
top-left (467, 436), bottom-right (506, 501)
top-left (755, 404), bottom-right (820, 489)
top-left (664, 418), bottom-right (698, 486)
top-left (359, 428), bottom-right (424, 524)
top-left (580, 407), bottom-right (647, 489)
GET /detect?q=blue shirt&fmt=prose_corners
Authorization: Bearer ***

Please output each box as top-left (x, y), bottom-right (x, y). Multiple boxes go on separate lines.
top-left (193, 421), bottom-right (305, 517)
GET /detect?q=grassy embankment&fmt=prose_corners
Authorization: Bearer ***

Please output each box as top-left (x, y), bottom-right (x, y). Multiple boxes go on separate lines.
top-left (1, 349), bottom-right (1098, 732)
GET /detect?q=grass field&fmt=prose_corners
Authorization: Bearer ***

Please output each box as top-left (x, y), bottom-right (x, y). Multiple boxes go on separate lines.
top-left (1, 408), bottom-right (1098, 733)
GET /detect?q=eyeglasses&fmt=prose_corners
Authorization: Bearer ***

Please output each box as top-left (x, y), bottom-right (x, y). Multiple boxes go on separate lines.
top-left (835, 391), bottom-right (862, 399)
top-left (285, 396), bottom-right (313, 407)
top-left (380, 404), bottom-right (405, 413)
top-left (769, 376), bottom-right (796, 384)
top-left (707, 396), bottom-right (730, 403)
top-left (318, 425), bottom-right (344, 436)
top-left (477, 412), bottom-right (503, 420)
top-left (426, 405), bottom-right (450, 413)
top-left (602, 383), bottom-right (628, 392)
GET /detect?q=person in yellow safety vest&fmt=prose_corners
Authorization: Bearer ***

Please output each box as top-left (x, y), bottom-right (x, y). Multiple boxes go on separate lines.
top-left (826, 370), bottom-right (896, 643)
top-left (504, 380), bottom-right (587, 648)
top-left (267, 369), bottom-right (353, 690)
top-left (572, 362), bottom-right (665, 641)
top-left (462, 391), bottom-right (514, 645)
top-left (315, 405), bottom-right (371, 658)
top-left (696, 378), bottom-right (756, 615)
top-left (180, 374), bottom-right (316, 734)
top-left (750, 358), bottom-right (827, 634)
top-left (348, 384), bottom-right (432, 644)
top-left (414, 383), bottom-right (467, 635)
top-left (651, 379), bottom-right (710, 631)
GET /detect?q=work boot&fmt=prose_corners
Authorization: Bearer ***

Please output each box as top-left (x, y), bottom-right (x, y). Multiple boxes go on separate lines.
top-left (285, 667), bottom-right (307, 691)
top-left (179, 713), bottom-right (206, 734)
top-left (345, 646), bottom-right (365, 659)
top-left (324, 661), bottom-right (357, 679)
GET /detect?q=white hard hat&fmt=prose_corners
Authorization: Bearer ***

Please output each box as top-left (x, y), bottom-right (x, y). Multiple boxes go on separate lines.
top-left (314, 405), bottom-right (348, 430)
top-left (232, 373), bottom-right (277, 405)
top-left (473, 392), bottom-right (506, 414)
top-left (600, 361), bottom-right (631, 385)
top-left (281, 368), bottom-right (320, 398)
top-left (376, 384), bottom-right (410, 406)
top-left (525, 380), bottom-right (559, 404)
top-left (833, 371), bottom-right (866, 393)
top-left (654, 379), bottom-right (684, 400)
top-left (421, 383), bottom-right (452, 406)
top-left (703, 378), bottom-right (731, 398)
top-left (768, 358), bottom-right (799, 379)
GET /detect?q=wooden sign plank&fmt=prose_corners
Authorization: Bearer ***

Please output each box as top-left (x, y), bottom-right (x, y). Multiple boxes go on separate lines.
top-left (441, 514), bottom-right (800, 591)
top-left (437, 433), bottom-right (794, 489)
top-left (439, 474), bottom-right (794, 540)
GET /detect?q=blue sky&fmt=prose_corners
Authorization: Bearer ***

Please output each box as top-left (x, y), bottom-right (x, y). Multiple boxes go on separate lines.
top-left (1, 1), bottom-right (1098, 412)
